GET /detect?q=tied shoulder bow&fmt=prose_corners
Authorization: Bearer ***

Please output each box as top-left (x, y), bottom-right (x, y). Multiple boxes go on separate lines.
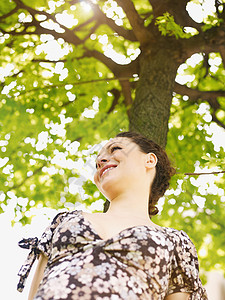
top-left (17, 237), bottom-right (41, 292)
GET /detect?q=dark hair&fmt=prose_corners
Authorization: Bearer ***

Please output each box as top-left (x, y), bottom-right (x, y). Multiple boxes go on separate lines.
top-left (114, 131), bottom-right (176, 217)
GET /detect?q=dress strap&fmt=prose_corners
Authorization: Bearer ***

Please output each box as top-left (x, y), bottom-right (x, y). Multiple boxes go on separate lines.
top-left (17, 237), bottom-right (41, 292)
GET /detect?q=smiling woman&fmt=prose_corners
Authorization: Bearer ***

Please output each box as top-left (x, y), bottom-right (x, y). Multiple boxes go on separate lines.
top-left (17, 132), bottom-right (208, 300)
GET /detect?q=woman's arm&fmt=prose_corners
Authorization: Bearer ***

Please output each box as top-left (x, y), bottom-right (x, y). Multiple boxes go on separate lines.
top-left (28, 253), bottom-right (48, 300)
top-left (165, 292), bottom-right (190, 300)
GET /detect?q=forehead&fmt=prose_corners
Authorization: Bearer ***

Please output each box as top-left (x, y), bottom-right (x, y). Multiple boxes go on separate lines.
top-left (97, 137), bottom-right (137, 156)
top-left (107, 137), bottom-right (132, 146)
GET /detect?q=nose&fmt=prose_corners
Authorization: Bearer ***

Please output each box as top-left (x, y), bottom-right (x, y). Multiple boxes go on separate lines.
top-left (96, 156), bottom-right (109, 169)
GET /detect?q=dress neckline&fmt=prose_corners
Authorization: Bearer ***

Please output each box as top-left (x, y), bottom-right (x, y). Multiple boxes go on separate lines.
top-left (78, 210), bottom-right (166, 242)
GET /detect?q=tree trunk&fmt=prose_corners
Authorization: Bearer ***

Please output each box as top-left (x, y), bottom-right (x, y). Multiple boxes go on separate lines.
top-left (129, 40), bottom-right (180, 148)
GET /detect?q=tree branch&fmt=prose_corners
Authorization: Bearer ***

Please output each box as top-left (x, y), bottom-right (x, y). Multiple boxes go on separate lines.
top-left (8, 163), bottom-right (46, 191)
top-left (151, 0), bottom-right (202, 31)
top-left (174, 82), bottom-right (225, 129)
top-left (85, 0), bottom-right (137, 42)
top-left (174, 82), bottom-right (223, 110)
top-left (73, 15), bottom-right (95, 32)
top-left (4, 0), bottom-right (82, 45)
top-left (82, 21), bottom-right (99, 43)
top-left (119, 79), bottom-right (132, 117)
top-left (115, 0), bottom-right (154, 45)
top-left (32, 59), bottom-right (66, 63)
top-left (13, 76), bottom-right (133, 98)
top-left (0, 70), bottom-right (24, 92)
top-left (0, 4), bottom-right (19, 21)
top-left (83, 49), bottom-right (139, 77)
top-left (212, 111), bottom-right (225, 129)
top-left (183, 170), bottom-right (225, 176)
top-left (182, 25), bottom-right (225, 61)
top-left (107, 88), bottom-right (121, 114)
top-left (218, 45), bottom-right (225, 68)
top-left (216, 1), bottom-right (225, 22)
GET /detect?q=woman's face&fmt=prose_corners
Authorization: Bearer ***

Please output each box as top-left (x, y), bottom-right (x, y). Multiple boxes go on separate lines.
top-left (94, 137), bottom-right (153, 200)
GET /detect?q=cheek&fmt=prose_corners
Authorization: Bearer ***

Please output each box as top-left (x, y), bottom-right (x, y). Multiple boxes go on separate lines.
top-left (94, 172), bottom-right (98, 186)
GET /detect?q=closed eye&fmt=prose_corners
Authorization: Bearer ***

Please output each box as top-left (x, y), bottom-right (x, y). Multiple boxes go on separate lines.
top-left (111, 146), bottom-right (122, 153)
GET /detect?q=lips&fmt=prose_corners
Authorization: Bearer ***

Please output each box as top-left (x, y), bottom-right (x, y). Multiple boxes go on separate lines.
top-left (99, 164), bottom-right (117, 178)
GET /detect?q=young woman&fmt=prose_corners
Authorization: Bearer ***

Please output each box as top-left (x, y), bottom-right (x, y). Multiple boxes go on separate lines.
top-left (17, 131), bottom-right (208, 299)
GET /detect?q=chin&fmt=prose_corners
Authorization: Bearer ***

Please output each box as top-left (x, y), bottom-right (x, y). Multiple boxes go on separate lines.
top-left (101, 183), bottom-right (125, 201)
top-left (97, 179), bottom-right (117, 199)
top-left (100, 184), bottom-right (115, 199)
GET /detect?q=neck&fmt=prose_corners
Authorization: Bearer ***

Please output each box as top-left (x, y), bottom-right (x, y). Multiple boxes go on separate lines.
top-left (106, 187), bottom-right (151, 221)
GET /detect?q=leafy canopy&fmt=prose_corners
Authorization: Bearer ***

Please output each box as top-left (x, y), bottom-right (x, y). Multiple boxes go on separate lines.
top-left (0, 0), bottom-right (224, 278)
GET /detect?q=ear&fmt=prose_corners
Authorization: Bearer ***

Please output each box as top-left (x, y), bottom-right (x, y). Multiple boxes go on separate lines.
top-left (145, 153), bottom-right (157, 169)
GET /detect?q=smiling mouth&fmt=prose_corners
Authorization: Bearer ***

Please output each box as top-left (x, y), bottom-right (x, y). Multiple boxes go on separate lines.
top-left (100, 165), bottom-right (117, 178)
top-left (101, 167), bottom-right (116, 177)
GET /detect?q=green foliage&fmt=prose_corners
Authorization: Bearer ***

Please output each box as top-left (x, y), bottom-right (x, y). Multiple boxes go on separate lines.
top-left (0, 0), bottom-right (225, 279)
top-left (133, 0), bottom-right (153, 17)
top-left (201, 16), bottom-right (223, 32)
top-left (202, 155), bottom-right (225, 169)
top-left (0, 0), bottom-right (16, 15)
top-left (155, 13), bottom-right (192, 39)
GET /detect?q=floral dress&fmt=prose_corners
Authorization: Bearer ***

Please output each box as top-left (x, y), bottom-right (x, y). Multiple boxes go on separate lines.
top-left (17, 210), bottom-right (208, 300)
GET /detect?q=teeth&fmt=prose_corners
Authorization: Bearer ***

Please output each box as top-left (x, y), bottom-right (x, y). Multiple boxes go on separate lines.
top-left (102, 167), bottom-right (115, 176)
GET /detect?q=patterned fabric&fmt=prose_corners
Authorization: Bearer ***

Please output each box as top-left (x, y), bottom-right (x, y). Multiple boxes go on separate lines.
top-left (17, 237), bottom-right (41, 292)
top-left (18, 210), bottom-right (208, 300)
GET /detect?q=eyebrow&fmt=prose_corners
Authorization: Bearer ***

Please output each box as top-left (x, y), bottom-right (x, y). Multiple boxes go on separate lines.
top-left (96, 142), bottom-right (118, 158)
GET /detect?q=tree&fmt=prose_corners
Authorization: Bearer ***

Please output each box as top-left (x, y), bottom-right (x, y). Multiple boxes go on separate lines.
top-left (0, 0), bottom-right (224, 279)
